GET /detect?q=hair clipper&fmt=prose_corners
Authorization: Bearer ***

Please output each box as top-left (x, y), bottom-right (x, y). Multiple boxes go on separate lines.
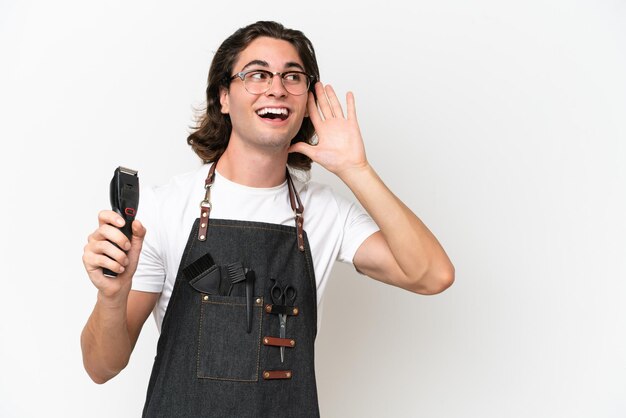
top-left (103, 166), bottom-right (140, 277)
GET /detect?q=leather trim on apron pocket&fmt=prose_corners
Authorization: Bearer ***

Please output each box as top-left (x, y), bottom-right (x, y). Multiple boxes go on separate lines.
top-left (196, 293), bottom-right (264, 382)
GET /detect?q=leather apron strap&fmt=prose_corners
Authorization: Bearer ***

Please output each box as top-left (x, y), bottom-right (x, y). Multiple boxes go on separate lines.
top-left (197, 161), bottom-right (217, 241)
top-left (197, 162), bottom-right (305, 252)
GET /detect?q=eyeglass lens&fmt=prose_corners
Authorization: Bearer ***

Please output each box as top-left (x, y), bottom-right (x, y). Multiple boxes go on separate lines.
top-left (243, 71), bottom-right (309, 95)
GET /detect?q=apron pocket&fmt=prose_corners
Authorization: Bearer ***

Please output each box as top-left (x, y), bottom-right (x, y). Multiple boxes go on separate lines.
top-left (197, 294), bottom-right (263, 382)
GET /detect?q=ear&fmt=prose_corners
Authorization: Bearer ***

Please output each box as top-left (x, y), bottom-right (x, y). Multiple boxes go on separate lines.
top-left (304, 91), bottom-right (313, 117)
top-left (219, 87), bottom-right (229, 114)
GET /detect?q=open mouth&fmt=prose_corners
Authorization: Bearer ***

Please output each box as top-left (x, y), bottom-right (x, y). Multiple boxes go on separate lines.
top-left (256, 107), bottom-right (289, 121)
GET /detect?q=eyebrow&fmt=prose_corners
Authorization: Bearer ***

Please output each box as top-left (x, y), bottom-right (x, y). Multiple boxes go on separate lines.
top-left (239, 60), bottom-right (306, 72)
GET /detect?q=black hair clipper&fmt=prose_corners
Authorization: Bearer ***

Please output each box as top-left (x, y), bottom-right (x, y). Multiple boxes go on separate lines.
top-left (103, 166), bottom-right (140, 277)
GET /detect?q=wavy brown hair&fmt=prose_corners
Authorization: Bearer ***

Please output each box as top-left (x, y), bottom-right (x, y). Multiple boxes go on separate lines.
top-left (187, 21), bottom-right (320, 171)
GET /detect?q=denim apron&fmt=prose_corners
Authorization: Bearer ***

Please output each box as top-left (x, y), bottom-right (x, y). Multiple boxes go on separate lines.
top-left (142, 163), bottom-right (320, 418)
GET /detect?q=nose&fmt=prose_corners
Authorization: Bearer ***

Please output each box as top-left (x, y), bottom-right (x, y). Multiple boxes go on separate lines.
top-left (265, 73), bottom-right (288, 97)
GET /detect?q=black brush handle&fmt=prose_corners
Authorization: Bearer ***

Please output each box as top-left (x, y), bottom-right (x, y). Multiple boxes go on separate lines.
top-left (103, 166), bottom-right (139, 278)
top-left (245, 270), bottom-right (256, 333)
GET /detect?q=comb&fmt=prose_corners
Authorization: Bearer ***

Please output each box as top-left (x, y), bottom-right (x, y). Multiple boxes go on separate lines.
top-left (226, 262), bottom-right (246, 296)
top-left (226, 262), bottom-right (256, 333)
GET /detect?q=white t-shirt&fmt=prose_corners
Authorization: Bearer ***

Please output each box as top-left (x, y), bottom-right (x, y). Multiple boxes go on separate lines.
top-left (132, 163), bottom-right (379, 331)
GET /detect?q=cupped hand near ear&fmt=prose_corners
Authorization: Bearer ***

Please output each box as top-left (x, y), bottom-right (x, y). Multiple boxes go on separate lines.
top-left (288, 82), bottom-right (369, 179)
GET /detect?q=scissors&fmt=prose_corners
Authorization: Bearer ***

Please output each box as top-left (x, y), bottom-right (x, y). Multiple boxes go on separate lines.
top-left (271, 280), bottom-right (297, 363)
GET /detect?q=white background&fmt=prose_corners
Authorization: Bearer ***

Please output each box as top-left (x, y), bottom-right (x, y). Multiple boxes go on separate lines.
top-left (1, 1), bottom-right (625, 417)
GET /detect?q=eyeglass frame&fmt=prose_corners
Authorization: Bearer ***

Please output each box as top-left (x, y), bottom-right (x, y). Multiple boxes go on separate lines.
top-left (228, 69), bottom-right (315, 96)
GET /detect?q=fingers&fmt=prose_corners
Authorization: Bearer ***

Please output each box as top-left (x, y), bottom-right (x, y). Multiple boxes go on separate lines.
top-left (313, 83), bottom-right (331, 120)
top-left (90, 223), bottom-right (131, 251)
top-left (84, 215), bottom-right (145, 278)
top-left (346, 91), bottom-right (357, 121)
top-left (312, 82), bottom-right (353, 121)
top-left (315, 82), bottom-right (335, 120)
top-left (98, 209), bottom-right (124, 228)
top-left (85, 226), bottom-right (129, 263)
top-left (83, 213), bottom-right (148, 302)
top-left (323, 84), bottom-right (345, 119)
top-left (83, 239), bottom-right (128, 275)
top-left (307, 92), bottom-right (322, 126)
top-left (312, 83), bottom-right (339, 119)
top-left (85, 251), bottom-right (127, 275)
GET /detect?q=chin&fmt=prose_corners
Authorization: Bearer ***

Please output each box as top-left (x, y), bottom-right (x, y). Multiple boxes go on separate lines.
top-left (257, 133), bottom-right (296, 148)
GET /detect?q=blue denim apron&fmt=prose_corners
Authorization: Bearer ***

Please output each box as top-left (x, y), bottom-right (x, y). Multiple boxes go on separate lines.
top-left (142, 164), bottom-right (320, 417)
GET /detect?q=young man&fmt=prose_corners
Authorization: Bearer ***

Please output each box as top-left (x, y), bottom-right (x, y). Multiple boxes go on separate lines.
top-left (81, 21), bottom-right (454, 417)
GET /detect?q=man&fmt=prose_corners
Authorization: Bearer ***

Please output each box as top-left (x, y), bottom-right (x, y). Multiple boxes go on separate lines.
top-left (81, 21), bottom-right (454, 417)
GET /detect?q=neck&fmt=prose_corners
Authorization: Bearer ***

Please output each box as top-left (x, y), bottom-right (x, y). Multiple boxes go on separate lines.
top-left (216, 141), bottom-right (289, 188)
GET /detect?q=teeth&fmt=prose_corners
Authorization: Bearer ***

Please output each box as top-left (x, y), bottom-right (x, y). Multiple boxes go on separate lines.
top-left (256, 107), bottom-right (289, 116)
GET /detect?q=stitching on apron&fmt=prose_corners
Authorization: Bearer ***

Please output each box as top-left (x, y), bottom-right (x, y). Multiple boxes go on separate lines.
top-left (212, 223), bottom-right (297, 235)
top-left (196, 295), bottom-right (263, 382)
top-left (196, 299), bottom-right (205, 378)
top-left (202, 300), bottom-right (247, 307)
top-left (254, 297), bottom-right (263, 381)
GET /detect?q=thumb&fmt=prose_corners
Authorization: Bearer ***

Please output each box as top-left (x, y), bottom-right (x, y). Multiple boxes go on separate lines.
top-left (125, 220), bottom-right (146, 271)
top-left (131, 219), bottom-right (146, 241)
top-left (288, 142), bottom-right (314, 159)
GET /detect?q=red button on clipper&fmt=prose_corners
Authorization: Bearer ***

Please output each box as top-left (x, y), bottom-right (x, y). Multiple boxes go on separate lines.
top-left (125, 208), bottom-right (136, 216)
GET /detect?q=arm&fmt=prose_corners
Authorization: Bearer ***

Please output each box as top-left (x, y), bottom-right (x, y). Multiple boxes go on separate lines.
top-left (289, 83), bottom-right (454, 294)
top-left (345, 167), bottom-right (454, 294)
top-left (80, 211), bottom-right (158, 383)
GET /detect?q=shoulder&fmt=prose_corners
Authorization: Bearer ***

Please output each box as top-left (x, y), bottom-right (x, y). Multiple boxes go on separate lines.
top-left (150, 164), bottom-right (208, 200)
top-left (295, 177), bottom-right (355, 217)
top-left (139, 164), bottom-right (209, 226)
top-left (143, 164), bottom-right (208, 209)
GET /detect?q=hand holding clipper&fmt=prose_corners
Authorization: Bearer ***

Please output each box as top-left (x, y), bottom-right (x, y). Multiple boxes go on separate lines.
top-left (103, 166), bottom-right (140, 277)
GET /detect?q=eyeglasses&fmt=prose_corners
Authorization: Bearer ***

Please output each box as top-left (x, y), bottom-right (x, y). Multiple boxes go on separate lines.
top-left (230, 69), bottom-right (314, 96)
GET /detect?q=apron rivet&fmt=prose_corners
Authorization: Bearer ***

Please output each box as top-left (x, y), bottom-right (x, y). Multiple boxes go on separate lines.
top-left (299, 245), bottom-right (304, 250)
top-left (293, 308), bottom-right (299, 315)
top-left (286, 372), bottom-right (292, 378)
top-left (201, 223), bottom-right (206, 228)
top-left (203, 295), bottom-right (208, 301)
top-left (264, 372), bottom-right (270, 378)
top-left (202, 212), bottom-right (207, 218)
top-left (265, 304), bottom-right (272, 313)
top-left (200, 235), bottom-right (205, 240)
top-left (290, 340), bottom-right (295, 346)
top-left (264, 338), bottom-right (269, 344)
top-left (256, 298), bottom-right (262, 304)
